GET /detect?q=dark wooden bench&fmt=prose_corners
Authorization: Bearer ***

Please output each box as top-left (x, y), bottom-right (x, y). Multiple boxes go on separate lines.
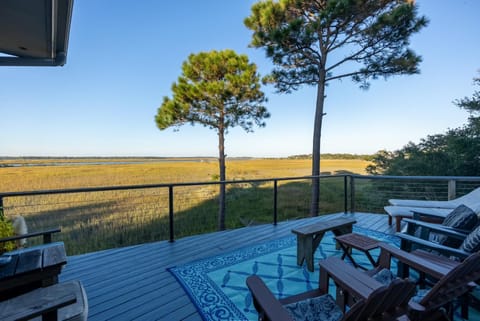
top-left (291, 217), bottom-right (356, 271)
top-left (0, 229), bottom-right (88, 320)
top-left (0, 228), bottom-right (64, 300)
top-left (0, 280), bottom-right (87, 321)
top-left (0, 242), bottom-right (67, 300)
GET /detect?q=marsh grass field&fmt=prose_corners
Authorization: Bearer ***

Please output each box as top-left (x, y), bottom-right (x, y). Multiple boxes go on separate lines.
top-left (0, 158), bottom-right (370, 191)
top-left (0, 158), bottom-right (371, 254)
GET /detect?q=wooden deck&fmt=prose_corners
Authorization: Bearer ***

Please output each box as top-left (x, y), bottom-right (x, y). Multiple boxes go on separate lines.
top-left (60, 212), bottom-right (395, 321)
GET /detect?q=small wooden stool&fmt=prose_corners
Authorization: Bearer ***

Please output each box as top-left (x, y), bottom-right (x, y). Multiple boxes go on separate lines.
top-left (335, 233), bottom-right (380, 270)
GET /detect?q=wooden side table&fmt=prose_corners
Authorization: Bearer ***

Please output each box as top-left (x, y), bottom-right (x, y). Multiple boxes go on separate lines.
top-left (291, 217), bottom-right (356, 272)
top-left (335, 233), bottom-right (380, 270)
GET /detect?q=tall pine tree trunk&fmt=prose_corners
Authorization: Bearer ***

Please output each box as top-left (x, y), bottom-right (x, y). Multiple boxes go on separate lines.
top-left (218, 126), bottom-right (226, 230)
top-left (310, 76), bottom-right (326, 216)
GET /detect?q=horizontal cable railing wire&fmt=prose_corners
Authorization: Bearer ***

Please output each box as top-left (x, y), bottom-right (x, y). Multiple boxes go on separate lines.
top-left (350, 175), bottom-right (480, 213)
top-left (2, 175), bottom-right (480, 255)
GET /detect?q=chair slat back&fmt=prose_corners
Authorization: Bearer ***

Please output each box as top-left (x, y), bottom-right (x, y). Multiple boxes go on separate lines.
top-left (344, 278), bottom-right (416, 321)
top-left (418, 251), bottom-right (480, 310)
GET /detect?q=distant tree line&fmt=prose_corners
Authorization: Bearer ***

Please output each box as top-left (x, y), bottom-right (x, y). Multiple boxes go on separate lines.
top-left (288, 154), bottom-right (373, 161)
top-left (367, 73), bottom-right (480, 176)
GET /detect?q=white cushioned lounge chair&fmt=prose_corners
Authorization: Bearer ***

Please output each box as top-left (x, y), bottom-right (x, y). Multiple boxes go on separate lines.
top-left (388, 187), bottom-right (480, 210)
top-left (384, 206), bottom-right (453, 232)
top-left (385, 187), bottom-right (480, 232)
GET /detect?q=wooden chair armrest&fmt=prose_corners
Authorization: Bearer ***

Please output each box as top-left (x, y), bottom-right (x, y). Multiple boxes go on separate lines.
top-left (377, 243), bottom-right (456, 279)
top-left (396, 233), bottom-right (470, 260)
top-left (246, 275), bottom-right (293, 321)
top-left (412, 211), bottom-right (445, 223)
top-left (0, 228), bottom-right (61, 244)
top-left (440, 226), bottom-right (472, 234)
top-left (403, 219), bottom-right (467, 239)
top-left (319, 256), bottom-right (383, 300)
top-left (407, 215), bottom-right (471, 234)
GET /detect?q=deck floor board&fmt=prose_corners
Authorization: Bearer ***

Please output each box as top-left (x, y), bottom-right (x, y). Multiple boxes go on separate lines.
top-left (60, 212), bottom-right (394, 320)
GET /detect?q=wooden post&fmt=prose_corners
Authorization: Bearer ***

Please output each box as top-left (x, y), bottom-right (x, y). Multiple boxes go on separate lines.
top-left (350, 176), bottom-right (356, 213)
top-left (447, 180), bottom-right (456, 200)
top-left (43, 233), bottom-right (53, 244)
top-left (169, 186), bottom-right (174, 242)
top-left (273, 180), bottom-right (278, 225)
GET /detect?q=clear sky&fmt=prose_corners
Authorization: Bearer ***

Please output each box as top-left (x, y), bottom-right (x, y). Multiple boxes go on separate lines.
top-left (1, 0), bottom-right (479, 158)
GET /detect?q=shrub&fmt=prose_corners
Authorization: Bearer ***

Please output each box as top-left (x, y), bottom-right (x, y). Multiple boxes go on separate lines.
top-left (0, 216), bottom-right (15, 253)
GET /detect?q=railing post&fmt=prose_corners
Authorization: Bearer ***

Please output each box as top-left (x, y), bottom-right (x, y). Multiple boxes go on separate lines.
top-left (0, 196), bottom-right (3, 218)
top-left (343, 176), bottom-right (348, 213)
top-left (350, 176), bottom-right (356, 213)
top-left (447, 180), bottom-right (456, 200)
top-left (169, 186), bottom-right (175, 242)
top-left (43, 233), bottom-right (53, 244)
top-left (273, 180), bottom-right (278, 225)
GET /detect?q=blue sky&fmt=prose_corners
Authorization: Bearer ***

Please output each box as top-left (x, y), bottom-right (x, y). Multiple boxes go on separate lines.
top-left (1, 0), bottom-right (479, 158)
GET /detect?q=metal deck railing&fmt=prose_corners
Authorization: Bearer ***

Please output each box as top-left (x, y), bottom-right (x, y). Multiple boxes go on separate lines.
top-left (1, 175), bottom-right (479, 254)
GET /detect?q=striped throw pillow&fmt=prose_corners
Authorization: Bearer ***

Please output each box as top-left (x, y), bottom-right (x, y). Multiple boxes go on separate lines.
top-left (461, 225), bottom-right (480, 253)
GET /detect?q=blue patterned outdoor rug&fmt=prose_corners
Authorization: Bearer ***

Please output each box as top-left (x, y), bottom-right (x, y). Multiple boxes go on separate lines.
top-left (169, 226), bottom-right (401, 321)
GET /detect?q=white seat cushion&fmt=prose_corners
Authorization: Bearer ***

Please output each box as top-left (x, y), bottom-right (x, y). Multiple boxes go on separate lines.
top-left (384, 206), bottom-right (452, 218)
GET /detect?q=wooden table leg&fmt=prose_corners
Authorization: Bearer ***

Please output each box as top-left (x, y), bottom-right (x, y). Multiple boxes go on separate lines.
top-left (365, 252), bottom-right (378, 267)
top-left (395, 217), bottom-right (402, 232)
top-left (398, 239), bottom-right (412, 278)
top-left (319, 264), bottom-right (329, 293)
top-left (332, 226), bottom-right (353, 249)
top-left (296, 235), bottom-right (307, 266)
top-left (319, 264), bottom-right (349, 311)
top-left (336, 286), bottom-right (347, 312)
top-left (304, 235), bottom-right (313, 271)
top-left (338, 242), bottom-right (363, 270)
top-left (306, 232), bottom-right (325, 272)
top-left (296, 234), bottom-right (323, 272)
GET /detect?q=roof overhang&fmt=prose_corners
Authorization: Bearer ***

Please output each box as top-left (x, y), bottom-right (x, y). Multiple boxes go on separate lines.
top-left (0, 0), bottom-right (74, 67)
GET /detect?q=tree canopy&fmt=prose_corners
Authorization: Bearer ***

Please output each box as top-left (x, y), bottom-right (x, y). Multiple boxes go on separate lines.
top-left (367, 72), bottom-right (480, 176)
top-left (155, 50), bottom-right (269, 230)
top-left (245, 0), bottom-right (427, 215)
top-left (156, 50), bottom-right (268, 133)
top-left (455, 75), bottom-right (480, 118)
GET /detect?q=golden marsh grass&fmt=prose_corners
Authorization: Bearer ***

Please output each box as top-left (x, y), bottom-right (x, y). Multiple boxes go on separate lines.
top-left (0, 158), bottom-right (370, 254)
top-left (0, 158), bottom-right (370, 192)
